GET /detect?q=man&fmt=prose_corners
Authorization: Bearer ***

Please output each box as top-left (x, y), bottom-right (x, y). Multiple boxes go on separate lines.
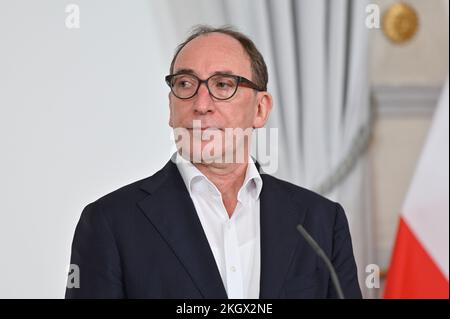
top-left (65, 26), bottom-right (362, 299)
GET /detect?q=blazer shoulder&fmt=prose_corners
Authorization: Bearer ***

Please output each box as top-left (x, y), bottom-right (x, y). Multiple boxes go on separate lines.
top-left (85, 162), bottom-right (171, 217)
top-left (261, 173), bottom-right (339, 212)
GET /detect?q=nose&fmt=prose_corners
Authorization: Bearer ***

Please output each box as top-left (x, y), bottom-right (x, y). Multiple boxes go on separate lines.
top-left (193, 82), bottom-right (215, 115)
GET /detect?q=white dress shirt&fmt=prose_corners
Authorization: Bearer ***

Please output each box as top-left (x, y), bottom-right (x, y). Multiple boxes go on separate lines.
top-left (175, 153), bottom-right (262, 299)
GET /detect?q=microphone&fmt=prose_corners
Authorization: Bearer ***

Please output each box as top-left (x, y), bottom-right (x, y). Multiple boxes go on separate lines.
top-left (296, 224), bottom-right (345, 299)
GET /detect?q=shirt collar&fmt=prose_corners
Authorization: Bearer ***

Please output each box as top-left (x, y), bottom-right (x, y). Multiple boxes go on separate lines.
top-left (175, 152), bottom-right (263, 202)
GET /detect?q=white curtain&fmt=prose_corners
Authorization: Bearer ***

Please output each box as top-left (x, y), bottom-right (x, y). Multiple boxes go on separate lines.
top-left (149, 0), bottom-right (374, 298)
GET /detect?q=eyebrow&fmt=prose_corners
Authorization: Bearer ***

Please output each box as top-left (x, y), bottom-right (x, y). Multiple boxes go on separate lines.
top-left (173, 68), bottom-right (195, 75)
top-left (173, 68), bottom-right (237, 77)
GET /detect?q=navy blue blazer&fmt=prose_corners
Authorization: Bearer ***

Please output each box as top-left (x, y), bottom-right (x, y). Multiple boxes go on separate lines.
top-left (65, 159), bottom-right (362, 299)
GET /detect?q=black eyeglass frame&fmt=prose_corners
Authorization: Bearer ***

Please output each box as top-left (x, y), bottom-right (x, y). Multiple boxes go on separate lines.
top-left (165, 72), bottom-right (264, 100)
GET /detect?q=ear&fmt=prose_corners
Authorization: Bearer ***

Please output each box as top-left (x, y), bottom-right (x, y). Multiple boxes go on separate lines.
top-left (252, 92), bottom-right (273, 128)
top-left (168, 92), bottom-right (174, 127)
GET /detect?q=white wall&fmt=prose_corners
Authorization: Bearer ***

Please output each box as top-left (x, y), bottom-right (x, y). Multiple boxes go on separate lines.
top-left (0, 1), bottom-right (176, 298)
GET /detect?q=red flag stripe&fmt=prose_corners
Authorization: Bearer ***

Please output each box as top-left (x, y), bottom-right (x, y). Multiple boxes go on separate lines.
top-left (384, 217), bottom-right (449, 298)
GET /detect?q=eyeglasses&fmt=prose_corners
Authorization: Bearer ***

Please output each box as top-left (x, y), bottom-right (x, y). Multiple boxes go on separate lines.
top-left (165, 73), bottom-right (264, 100)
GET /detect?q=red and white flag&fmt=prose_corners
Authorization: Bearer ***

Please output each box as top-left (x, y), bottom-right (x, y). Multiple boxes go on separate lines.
top-left (384, 79), bottom-right (449, 299)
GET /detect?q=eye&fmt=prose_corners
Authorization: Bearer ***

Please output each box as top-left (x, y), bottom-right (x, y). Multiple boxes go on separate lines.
top-left (217, 81), bottom-right (231, 89)
top-left (174, 76), bottom-right (196, 89)
top-left (178, 80), bottom-right (193, 88)
top-left (212, 77), bottom-right (236, 90)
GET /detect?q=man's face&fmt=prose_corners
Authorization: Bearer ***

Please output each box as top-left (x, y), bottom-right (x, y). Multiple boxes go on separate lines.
top-left (168, 32), bottom-right (272, 163)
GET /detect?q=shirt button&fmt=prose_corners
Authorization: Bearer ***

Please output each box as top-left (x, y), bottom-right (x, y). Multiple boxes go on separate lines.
top-left (231, 266), bottom-right (236, 272)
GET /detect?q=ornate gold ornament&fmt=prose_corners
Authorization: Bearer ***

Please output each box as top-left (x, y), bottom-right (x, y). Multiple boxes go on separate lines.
top-left (382, 3), bottom-right (419, 44)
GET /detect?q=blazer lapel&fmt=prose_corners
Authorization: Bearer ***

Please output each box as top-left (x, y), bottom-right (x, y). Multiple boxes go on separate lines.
top-left (137, 161), bottom-right (227, 299)
top-left (258, 174), bottom-right (308, 298)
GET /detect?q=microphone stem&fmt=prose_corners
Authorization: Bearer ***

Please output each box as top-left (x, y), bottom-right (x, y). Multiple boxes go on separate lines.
top-left (296, 224), bottom-right (345, 299)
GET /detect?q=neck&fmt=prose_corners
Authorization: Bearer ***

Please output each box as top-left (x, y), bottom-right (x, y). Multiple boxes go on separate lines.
top-left (195, 161), bottom-right (248, 192)
top-left (194, 160), bottom-right (249, 218)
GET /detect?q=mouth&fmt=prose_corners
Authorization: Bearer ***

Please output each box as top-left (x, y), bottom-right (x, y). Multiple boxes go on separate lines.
top-left (186, 127), bottom-right (223, 131)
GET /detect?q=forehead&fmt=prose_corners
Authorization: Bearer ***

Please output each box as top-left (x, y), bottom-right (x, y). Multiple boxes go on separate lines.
top-left (173, 33), bottom-right (252, 77)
